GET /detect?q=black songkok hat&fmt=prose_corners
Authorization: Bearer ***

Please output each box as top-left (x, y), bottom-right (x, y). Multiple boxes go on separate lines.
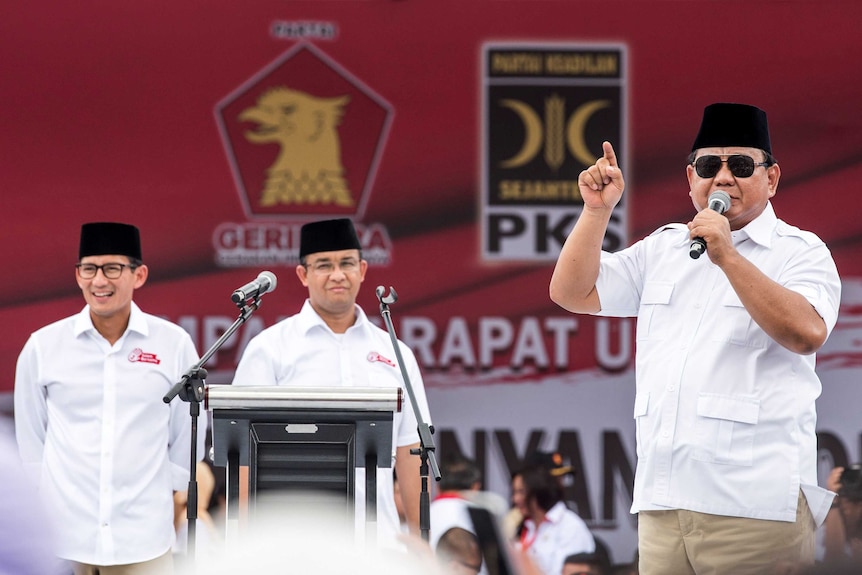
top-left (691, 103), bottom-right (772, 154)
top-left (79, 222), bottom-right (142, 260)
top-left (299, 218), bottom-right (361, 258)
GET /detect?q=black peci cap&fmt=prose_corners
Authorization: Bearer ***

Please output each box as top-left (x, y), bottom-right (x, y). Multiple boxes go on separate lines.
top-left (691, 103), bottom-right (772, 154)
top-left (299, 218), bottom-right (361, 258)
top-left (79, 222), bottom-right (142, 260)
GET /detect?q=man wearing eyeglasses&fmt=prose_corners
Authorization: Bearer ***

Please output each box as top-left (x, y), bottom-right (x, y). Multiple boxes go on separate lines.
top-left (14, 222), bottom-right (205, 574)
top-left (232, 218), bottom-right (432, 549)
top-left (549, 103), bottom-right (841, 574)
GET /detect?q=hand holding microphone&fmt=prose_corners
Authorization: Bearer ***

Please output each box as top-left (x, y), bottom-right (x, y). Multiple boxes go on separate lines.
top-left (231, 271), bottom-right (277, 304)
top-left (689, 191), bottom-right (731, 259)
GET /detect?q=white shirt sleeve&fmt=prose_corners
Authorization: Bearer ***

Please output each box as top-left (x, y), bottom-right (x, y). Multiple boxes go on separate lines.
top-left (232, 332), bottom-right (279, 387)
top-left (13, 335), bottom-right (48, 483)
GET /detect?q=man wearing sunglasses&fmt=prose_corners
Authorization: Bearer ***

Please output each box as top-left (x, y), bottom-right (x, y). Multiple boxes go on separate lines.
top-left (549, 103), bottom-right (841, 574)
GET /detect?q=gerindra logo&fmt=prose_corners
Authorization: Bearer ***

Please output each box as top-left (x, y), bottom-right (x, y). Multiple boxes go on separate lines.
top-left (216, 42), bottom-right (393, 220)
top-left (239, 87), bottom-right (353, 208)
top-left (212, 42), bottom-right (394, 268)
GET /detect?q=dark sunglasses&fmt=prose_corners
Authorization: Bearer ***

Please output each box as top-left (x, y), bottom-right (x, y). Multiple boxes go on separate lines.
top-left (692, 155), bottom-right (769, 178)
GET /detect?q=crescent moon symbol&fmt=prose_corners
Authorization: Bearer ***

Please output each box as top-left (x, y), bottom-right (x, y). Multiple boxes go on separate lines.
top-left (567, 100), bottom-right (611, 167)
top-left (499, 99), bottom-right (543, 168)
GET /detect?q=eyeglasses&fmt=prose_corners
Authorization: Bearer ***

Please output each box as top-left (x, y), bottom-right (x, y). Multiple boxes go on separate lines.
top-left (306, 258), bottom-right (360, 275)
top-left (76, 262), bottom-right (136, 279)
top-left (692, 155), bottom-right (769, 179)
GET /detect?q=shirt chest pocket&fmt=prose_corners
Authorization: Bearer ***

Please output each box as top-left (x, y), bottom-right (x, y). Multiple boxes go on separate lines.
top-left (708, 292), bottom-right (769, 348)
top-left (692, 393), bottom-right (760, 466)
top-left (636, 281), bottom-right (674, 341)
top-left (356, 350), bottom-right (403, 387)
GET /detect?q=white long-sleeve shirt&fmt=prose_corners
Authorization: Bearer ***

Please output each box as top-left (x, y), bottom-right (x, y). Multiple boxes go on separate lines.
top-left (231, 300), bottom-right (432, 547)
top-left (594, 201), bottom-right (841, 524)
top-left (14, 302), bottom-right (204, 565)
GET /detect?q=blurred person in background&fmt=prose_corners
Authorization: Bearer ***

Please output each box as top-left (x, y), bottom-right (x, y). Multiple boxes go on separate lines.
top-left (173, 460), bottom-right (221, 567)
top-left (504, 451), bottom-right (580, 540)
top-left (436, 527), bottom-right (483, 575)
top-left (0, 416), bottom-right (66, 575)
top-left (821, 464), bottom-right (862, 566)
top-left (431, 455), bottom-right (484, 549)
top-left (561, 544), bottom-right (612, 575)
top-left (511, 461), bottom-right (595, 575)
top-left (181, 495), bottom-right (438, 575)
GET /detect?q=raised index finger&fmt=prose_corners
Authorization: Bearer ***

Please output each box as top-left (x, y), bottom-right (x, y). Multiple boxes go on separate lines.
top-left (602, 141), bottom-right (618, 167)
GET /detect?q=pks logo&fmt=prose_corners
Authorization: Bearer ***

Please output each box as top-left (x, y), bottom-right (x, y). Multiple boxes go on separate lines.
top-left (481, 44), bottom-right (628, 262)
top-left (215, 42), bottom-right (393, 220)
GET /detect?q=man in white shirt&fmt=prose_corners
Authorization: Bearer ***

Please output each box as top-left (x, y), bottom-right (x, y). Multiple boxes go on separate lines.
top-left (549, 103), bottom-right (841, 574)
top-left (15, 222), bottom-right (205, 575)
top-left (231, 218), bottom-right (432, 548)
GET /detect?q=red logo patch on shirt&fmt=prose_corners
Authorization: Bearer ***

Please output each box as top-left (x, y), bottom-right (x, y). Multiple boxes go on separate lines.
top-left (128, 348), bottom-right (161, 365)
top-left (367, 351), bottom-right (396, 367)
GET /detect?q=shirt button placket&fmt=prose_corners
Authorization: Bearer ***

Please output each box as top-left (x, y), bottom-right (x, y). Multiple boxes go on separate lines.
top-left (339, 336), bottom-right (352, 386)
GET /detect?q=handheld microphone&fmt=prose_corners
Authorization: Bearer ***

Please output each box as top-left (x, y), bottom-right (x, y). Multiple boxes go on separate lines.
top-left (689, 191), bottom-right (731, 259)
top-left (231, 271), bottom-right (277, 304)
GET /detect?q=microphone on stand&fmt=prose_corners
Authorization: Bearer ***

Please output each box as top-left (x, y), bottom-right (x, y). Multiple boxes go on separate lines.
top-left (230, 271), bottom-right (277, 303)
top-left (689, 191), bottom-right (731, 259)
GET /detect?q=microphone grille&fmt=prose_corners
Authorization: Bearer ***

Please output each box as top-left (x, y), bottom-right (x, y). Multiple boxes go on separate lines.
top-left (259, 270), bottom-right (277, 293)
top-left (708, 190), bottom-right (731, 213)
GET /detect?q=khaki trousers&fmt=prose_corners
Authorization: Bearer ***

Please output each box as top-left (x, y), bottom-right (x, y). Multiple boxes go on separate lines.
top-left (72, 550), bottom-right (174, 575)
top-left (638, 492), bottom-right (815, 575)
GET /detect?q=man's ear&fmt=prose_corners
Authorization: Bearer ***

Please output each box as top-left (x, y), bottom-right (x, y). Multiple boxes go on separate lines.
top-left (296, 263), bottom-right (309, 287)
top-left (359, 259), bottom-right (368, 283)
top-left (133, 264), bottom-right (149, 289)
top-left (767, 163), bottom-right (781, 198)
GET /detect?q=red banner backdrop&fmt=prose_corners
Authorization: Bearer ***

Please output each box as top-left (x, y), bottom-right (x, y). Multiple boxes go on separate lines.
top-left (3, 0), bottom-right (862, 563)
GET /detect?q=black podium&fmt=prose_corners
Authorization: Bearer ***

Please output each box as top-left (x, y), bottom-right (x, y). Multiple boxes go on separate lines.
top-left (206, 385), bottom-right (400, 545)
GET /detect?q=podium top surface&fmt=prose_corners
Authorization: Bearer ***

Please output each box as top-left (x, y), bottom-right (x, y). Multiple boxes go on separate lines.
top-left (205, 385), bottom-right (402, 413)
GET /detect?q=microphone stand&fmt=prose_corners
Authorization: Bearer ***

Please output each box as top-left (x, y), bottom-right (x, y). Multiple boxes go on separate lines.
top-left (375, 285), bottom-right (441, 542)
top-left (162, 294), bottom-right (265, 565)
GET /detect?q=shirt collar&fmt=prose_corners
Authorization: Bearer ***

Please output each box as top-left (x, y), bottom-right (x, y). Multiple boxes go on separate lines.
top-left (73, 301), bottom-right (148, 339)
top-left (544, 500), bottom-right (568, 524)
top-left (434, 491), bottom-right (468, 502)
top-left (736, 200), bottom-right (777, 249)
top-left (526, 500), bottom-right (568, 529)
top-left (296, 299), bottom-right (368, 335)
